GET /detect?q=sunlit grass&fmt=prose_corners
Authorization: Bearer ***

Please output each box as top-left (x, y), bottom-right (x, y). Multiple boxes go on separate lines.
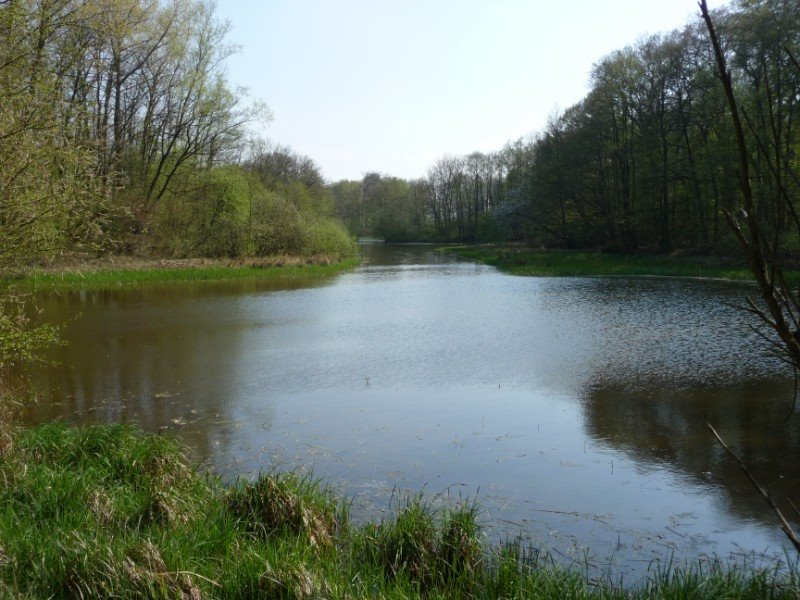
top-left (1, 422), bottom-right (798, 598)
top-left (3, 257), bottom-right (361, 291)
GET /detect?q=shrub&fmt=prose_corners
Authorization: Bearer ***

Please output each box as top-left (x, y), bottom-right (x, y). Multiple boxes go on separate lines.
top-left (226, 472), bottom-right (341, 548)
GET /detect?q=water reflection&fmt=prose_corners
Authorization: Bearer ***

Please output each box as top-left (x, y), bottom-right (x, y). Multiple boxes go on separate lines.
top-left (20, 278), bottom-right (339, 463)
top-left (17, 244), bottom-right (799, 576)
top-left (583, 378), bottom-right (800, 531)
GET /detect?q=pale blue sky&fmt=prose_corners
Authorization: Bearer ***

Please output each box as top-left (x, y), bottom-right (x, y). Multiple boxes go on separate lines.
top-left (216, 0), bottom-right (730, 182)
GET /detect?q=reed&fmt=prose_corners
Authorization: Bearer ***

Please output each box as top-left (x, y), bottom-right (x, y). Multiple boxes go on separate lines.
top-left (1, 422), bottom-right (797, 598)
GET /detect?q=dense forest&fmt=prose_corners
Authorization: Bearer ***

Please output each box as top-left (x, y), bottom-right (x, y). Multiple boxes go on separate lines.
top-left (4, 0), bottom-right (799, 263)
top-left (334, 0), bottom-right (800, 257)
top-left (0, 0), bottom-right (356, 270)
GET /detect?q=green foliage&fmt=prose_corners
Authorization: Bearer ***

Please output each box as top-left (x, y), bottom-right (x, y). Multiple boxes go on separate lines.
top-left (326, 0), bottom-right (800, 258)
top-left (149, 165), bottom-right (250, 257)
top-left (247, 189), bottom-right (356, 259)
top-left (241, 145), bottom-right (358, 260)
top-left (302, 216), bottom-right (360, 258)
top-left (489, 0), bottom-right (800, 255)
top-left (330, 179), bottom-right (363, 234)
top-left (0, 293), bottom-right (60, 371)
top-left (331, 173), bottom-right (437, 242)
top-left (447, 246), bottom-right (768, 281)
top-left (0, 0), bottom-right (357, 267)
top-left (9, 259), bottom-right (361, 291)
top-left (0, 1), bottom-right (355, 267)
top-left (0, 2), bottom-right (108, 266)
top-left (146, 164), bottom-right (358, 260)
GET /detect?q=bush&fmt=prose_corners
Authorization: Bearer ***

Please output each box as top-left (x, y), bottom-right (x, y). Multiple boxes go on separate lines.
top-left (302, 216), bottom-right (359, 259)
top-left (146, 165), bottom-right (358, 261)
top-left (248, 194), bottom-right (357, 260)
top-left (147, 166), bottom-right (251, 257)
top-left (0, 292), bottom-right (59, 371)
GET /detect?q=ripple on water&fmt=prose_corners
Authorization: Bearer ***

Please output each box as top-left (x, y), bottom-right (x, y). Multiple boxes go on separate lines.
top-left (19, 244), bottom-right (798, 580)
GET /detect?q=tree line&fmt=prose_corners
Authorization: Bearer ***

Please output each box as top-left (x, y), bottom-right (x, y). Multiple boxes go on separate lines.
top-left (8, 0), bottom-right (794, 259)
top-left (334, 0), bottom-right (800, 256)
top-left (0, 0), bottom-right (355, 268)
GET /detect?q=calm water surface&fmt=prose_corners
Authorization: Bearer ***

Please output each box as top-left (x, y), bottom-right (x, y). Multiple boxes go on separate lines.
top-left (21, 244), bottom-right (800, 579)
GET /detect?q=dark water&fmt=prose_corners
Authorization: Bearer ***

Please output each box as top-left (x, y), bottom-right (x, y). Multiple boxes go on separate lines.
top-left (19, 244), bottom-right (800, 578)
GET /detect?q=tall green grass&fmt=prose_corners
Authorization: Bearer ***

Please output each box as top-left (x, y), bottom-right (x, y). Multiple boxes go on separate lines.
top-left (445, 246), bottom-right (785, 282)
top-left (4, 258), bottom-right (361, 291)
top-left (1, 422), bottom-right (797, 598)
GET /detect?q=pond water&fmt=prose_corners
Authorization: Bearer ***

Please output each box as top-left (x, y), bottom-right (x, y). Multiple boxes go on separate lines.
top-left (20, 243), bottom-right (800, 580)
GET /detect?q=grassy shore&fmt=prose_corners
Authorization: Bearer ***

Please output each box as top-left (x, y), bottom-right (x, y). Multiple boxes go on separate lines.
top-left (0, 422), bottom-right (797, 599)
top-left (1, 255), bottom-right (361, 291)
top-left (444, 246), bottom-right (783, 282)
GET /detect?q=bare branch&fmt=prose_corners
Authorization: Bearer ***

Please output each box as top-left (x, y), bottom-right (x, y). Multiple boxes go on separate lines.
top-left (706, 422), bottom-right (800, 554)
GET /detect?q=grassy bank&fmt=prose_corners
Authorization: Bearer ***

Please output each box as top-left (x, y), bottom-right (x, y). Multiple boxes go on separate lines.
top-left (0, 422), bottom-right (797, 599)
top-left (1, 256), bottom-right (361, 291)
top-left (444, 246), bottom-right (779, 282)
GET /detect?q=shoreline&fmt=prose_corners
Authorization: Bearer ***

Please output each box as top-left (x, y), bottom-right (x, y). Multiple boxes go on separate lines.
top-left (1, 421), bottom-right (797, 598)
top-left (3, 247), bottom-right (799, 596)
top-left (1, 255), bottom-right (361, 290)
top-left (442, 245), bottom-right (772, 282)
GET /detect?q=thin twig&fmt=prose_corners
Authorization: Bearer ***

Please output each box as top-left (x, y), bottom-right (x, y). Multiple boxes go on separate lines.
top-left (786, 366), bottom-right (798, 423)
top-left (706, 422), bottom-right (800, 554)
